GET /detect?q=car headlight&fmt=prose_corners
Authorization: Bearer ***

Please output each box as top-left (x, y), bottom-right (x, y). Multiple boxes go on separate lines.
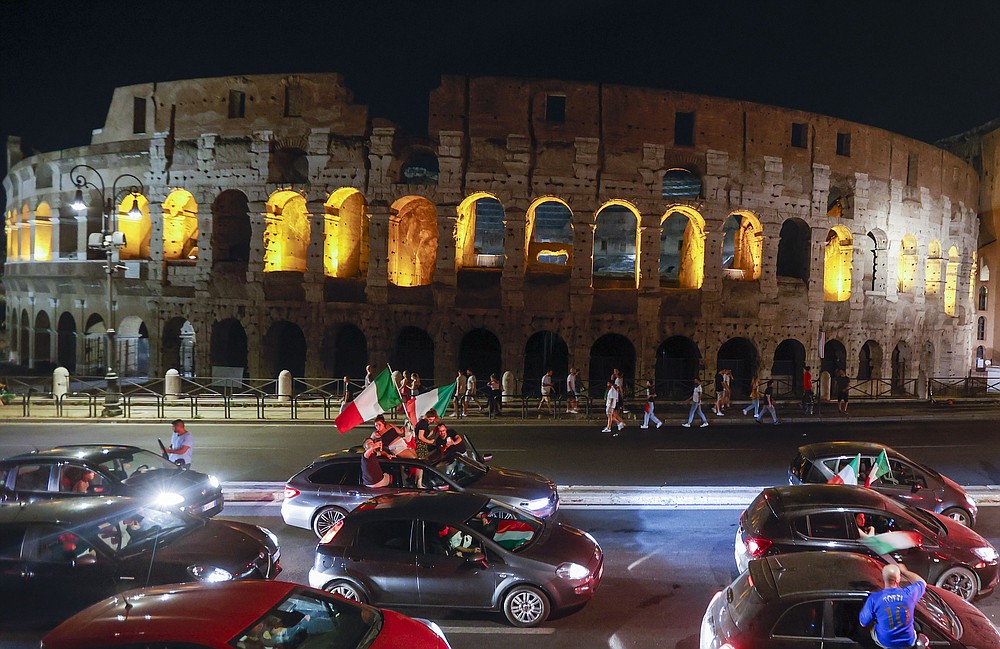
top-left (258, 525), bottom-right (279, 548)
top-left (154, 492), bottom-right (185, 507)
top-left (523, 497), bottom-right (550, 512)
top-left (188, 565), bottom-right (233, 582)
top-left (974, 546), bottom-right (999, 562)
top-left (208, 475), bottom-right (221, 489)
top-left (556, 562), bottom-right (591, 580)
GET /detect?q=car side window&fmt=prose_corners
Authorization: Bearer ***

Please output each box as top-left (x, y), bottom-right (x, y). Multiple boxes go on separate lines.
top-left (828, 599), bottom-right (866, 641)
top-left (0, 526), bottom-right (26, 560)
top-left (13, 464), bottom-right (51, 492)
top-left (793, 513), bottom-right (850, 540)
top-left (308, 464), bottom-right (354, 485)
top-left (24, 524), bottom-right (98, 564)
top-left (422, 521), bottom-right (483, 558)
top-left (356, 520), bottom-right (412, 553)
top-left (772, 600), bottom-right (823, 638)
top-left (58, 464), bottom-right (105, 494)
top-left (888, 460), bottom-right (926, 488)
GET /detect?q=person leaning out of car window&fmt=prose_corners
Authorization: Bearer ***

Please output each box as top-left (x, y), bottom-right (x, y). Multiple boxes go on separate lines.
top-left (361, 440), bottom-right (392, 489)
top-left (860, 562), bottom-right (926, 649)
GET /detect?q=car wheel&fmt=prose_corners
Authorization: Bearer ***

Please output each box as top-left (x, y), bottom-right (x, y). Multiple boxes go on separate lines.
top-left (312, 506), bottom-right (348, 538)
top-left (942, 507), bottom-right (972, 527)
top-left (502, 585), bottom-right (550, 627)
top-left (324, 580), bottom-right (367, 603)
top-left (935, 566), bottom-right (979, 601)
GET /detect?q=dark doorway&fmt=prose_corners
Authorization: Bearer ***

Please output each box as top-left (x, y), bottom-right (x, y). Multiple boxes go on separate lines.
top-left (33, 311), bottom-right (52, 371)
top-left (716, 338), bottom-right (758, 398)
top-left (655, 336), bottom-right (701, 399)
top-left (522, 331), bottom-right (568, 397)
top-left (858, 340), bottom-right (882, 380)
top-left (459, 328), bottom-right (502, 387)
top-left (19, 308), bottom-right (29, 367)
top-left (262, 321), bottom-right (307, 379)
top-left (211, 190), bottom-right (251, 271)
top-left (776, 218), bottom-right (811, 281)
top-left (821, 339), bottom-right (848, 377)
top-left (162, 317), bottom-right (186, 375)
top-left (333, 325), bottom-right (368, 381)
top-left (210, 318), bottom-right (248, 376)
top-left (891, 342), bottom-right (909, 394)
top-left (589, 334), bottom-right (636, 399)
top-left (57, 312), bottom-right (76, 372)
top-left (772, 339), bottom-right (806, 396)
top-left (391, 327), bottom-right (435, 382)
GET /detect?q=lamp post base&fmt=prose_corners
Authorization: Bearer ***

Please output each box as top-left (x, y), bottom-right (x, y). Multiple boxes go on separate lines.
top-left (103, 371), bottom-right (123, 418)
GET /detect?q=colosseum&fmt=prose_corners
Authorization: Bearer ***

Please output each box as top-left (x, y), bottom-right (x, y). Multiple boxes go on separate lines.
top-left (1, 73), bottom-right (980, 399)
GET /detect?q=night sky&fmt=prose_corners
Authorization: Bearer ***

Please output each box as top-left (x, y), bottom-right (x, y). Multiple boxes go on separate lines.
top-left (2, 0), bottom-right (999, 211)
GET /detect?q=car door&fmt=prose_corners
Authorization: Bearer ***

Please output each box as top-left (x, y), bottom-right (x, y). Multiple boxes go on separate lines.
top-left (344, 519), bottom-right (418, 606)
top-left (21, 523), bottom-right (119, 612)
top-left (8, 463), bottom-right (55, 503)
top-left (767, 599), bottom-right (825, 649)
top-left (0, 525), bottom-right (28, 605)
top-left (872, 459), bottom-right (936, 510)
top-left (415, 520), bottom-right (499, 608)
top-left (789, 512), bottom-right (854, 553)
top-left (857, 512), bottom-right (932, 578)
top-left (824, 598), bottom-right (872, 648)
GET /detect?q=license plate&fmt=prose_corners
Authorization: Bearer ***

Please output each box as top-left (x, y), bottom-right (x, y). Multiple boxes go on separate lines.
top-left (201, 499), bottom-right (218, 512)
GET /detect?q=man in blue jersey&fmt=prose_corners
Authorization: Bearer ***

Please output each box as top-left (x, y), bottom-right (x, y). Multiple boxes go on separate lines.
top-left (860, 563), bottom-right (926, 648)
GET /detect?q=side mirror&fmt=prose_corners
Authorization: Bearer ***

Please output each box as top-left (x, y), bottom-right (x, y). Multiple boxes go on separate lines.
top-left (911, 482), bottom-right (923, 493)
top-left (467, 553), bottom-right (488, 568)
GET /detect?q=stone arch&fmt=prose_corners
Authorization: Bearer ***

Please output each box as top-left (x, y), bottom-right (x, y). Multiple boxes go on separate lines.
top-left (821, 338), bottom-right (848, 377)
top-left (19, 205), bottom-right (31, 261)
top-left (391, 326), bottom-right (435, 381)
top-left (324, 188), bottom-right (369, 278)
top-left (19, 308), bottom-right (30, 366)
top-left (117, 316), bottom-right (150, 377)
top-left (661, 168), bottom-right (702, 200)
top-left (858, 340), bottom-right (883, 380)
top-left (35, 162), bottom-right (54, 189)
top-left (980, 286), bottom-right (988, 311)
top-left (925, 239), bottom-right (943, 298)
top-left (588, 334), bottom-right (636, 397)
top-left (772, 339), bottom-right (806, 396)
top-left (388, 196), bottom-right (438, 287)
top-left (976, 345), bottom-right (986, 371)
top-left (84, 313), bottom-right (106, 375)
top-left (717, 337), bottom-right (758, 398)
top-left (862, 229), bottom-right (888, 293)
top-left (659, 206), bottom-right (706, 289)
top-left (944, 246), bottom-right (960, 317)
top-left (525, 197), bottom-right (573, 272)
top-left (264, 190), bottom-right (310, 273)
top-left (721, 211), bottom-right (763, 281)
top-left (826, 185), bottom-right (852, 218)
top-left (655, 336), bottom-right (701, 399)
top-left (399, 148), bottom-right (439, 184)
top-left (269, 147), bottom-right (309, 184)
top-left (162, 316), bottom-right (196, 376)
top-left (523, 331), bottom-right (569, 397)
top-left (211, 190), bottom-right (251, 270)
top-left (117, 193), bottom-right (152, 260)
top-left (456, 193), bottom-right (505, 270)
top-left (776, 218), bottom-right (811, 281)
top-left (980, 262), bottom-right (990, 282)
top-left (210, 318), bottom-right (248, 375)
top-left (33, 310), bottom-right (52, 369)
top-left (593, 201), bottom-right (640, 287)
top-left (321, 323), bottom-right (368, 380)
top-left (824, 225), bottom-right (853, 302)
top-left (32, 202), bottom-right (52, 261)
top-left (891, 340), bottom-right (911, 393)
top-left (262, 320), bottom-right (307, 378)
top-left (162, 189), bottom-right (199, 261)
top-left (57, 312), bottom-right (76, 372)
top-left (459, 328), bottom-right (503, 386)
top-left (897, 234), bottom-right (918, 293)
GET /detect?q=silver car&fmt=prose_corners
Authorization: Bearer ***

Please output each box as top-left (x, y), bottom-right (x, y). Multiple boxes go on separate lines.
top-left (282, 448), bottom-right (559, 537)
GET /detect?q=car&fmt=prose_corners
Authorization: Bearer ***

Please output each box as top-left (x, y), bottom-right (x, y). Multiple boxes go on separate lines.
top-left (735, 485), bottom-right (998, 600)
top-left (702, 551), bottom-right (1000, 649)
top-left (307, 491), bottom-right (603, 627)
top-left (282, 447), bottom-right (558, 538)
top-left (0, 444), bottom-right (224, 518)
top-left (789, 441), bottom-right (977, 526)
top-left (41, 580), bottom-right (451, 649)
top-left (0, 496), bottom-right (280, 620)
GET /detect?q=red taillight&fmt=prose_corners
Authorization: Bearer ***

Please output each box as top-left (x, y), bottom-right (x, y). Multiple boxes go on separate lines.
top-left (745, 536), bottom-right (772, 557)
top-left (283, 486), bottom-right (300, 500)
top-left (319, 520), bottom-right (344, 544)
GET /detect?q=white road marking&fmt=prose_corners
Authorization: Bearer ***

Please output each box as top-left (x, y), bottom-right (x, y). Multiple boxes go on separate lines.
top-left (627, 549), bottom-right (660, 571)
top-left (654, 448), bottom-right (768, 452)
top-left (438, 627), bottom-right (555, 634)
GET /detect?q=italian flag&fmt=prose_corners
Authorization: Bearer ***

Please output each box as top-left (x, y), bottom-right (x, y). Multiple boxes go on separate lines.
top-left (828, 453), bottom-right (861, 485)
top-left (493, 520), bottom-right (535, 550)
top-left (860, 530), bottom-right (923, 556)
top-left (404, 382), bottom-right (457, 427)
top-left (865, 449), bottom-right (892, 488)
top-left (334, 368), bottom-right (402, 433)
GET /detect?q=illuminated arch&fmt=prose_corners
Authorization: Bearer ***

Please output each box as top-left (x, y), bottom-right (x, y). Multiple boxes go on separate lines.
top-left (33, 202), bottom-right (52, 261)
top-left (944, 246), bottom-right (960, 317)
top-left (116, 193), bottom-right (152, 260)
top-left (721, 211), bottom-right (762, 281)
top-left (525, 197), bottom-right (574, 272)
top-left (980, 261), bottom-right (990, 282)
top-left (5, 210), bottom-right (13, 260)
top-left (324, 188), bottom-right (369, 278)
top-left (388, 195), bottom-right (438, 286)
top-left (659, 206), bottom-right (705, 289)
top-left (980, 286), bottom-right (988, 311)
top-left (823, 225), bottom-right (853, 302)
top-left (593, 200), bottom-right (640, 287)
top-left (19, 205), bottom-right (31, 261)
top-left (456, 193), bottom-right (505, 270)
top-left (263, 190), bottom-right (310, 273)
top-left (969, 251), bottom-right (978, 304)
top-left (162, 189), bottom-right (199, 261)
top-left (924, 239), bottom-right (943, 298)
top-left (897, 234), bottom-right (918, 293)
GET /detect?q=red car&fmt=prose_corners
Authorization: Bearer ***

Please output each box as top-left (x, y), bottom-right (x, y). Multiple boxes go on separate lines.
top-left (42, 580), bottom-right (452, 649)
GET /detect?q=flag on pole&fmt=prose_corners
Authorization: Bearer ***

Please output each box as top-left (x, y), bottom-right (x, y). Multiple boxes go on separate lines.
top-left (404, 382), bottom-right (458, 426)
top-left (334, 368), bottom-right (402, 433)
top-left (827, 453), bottom-right (861, 485)
top-left (492, 519), bottom-right (536, 550)
top-left (864, 449), bottom-right (892, 488)
top-left (860, 530), bottom-right (922, 556)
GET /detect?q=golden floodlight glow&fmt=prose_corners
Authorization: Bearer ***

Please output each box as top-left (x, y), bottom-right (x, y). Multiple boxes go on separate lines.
top-left (117, 194), bottom-right (152, 260)
top-left (525, 197), bottom-right (574, 273)
top-left (323, 188), bottom-right (367, 278)
top-left (824, 226), bottom-right (852, 302)
top-left (660, 205), bottom-right (706, 289)
top-left (388, 195), bottom-right (438, 286)
top-left (925, 240), bottom-right (942, 297)
top-left (897, 234), bottom-right (918, 294)
top-left (945, 246), bottom-right (960, 317)
top-left (32, 202), bottom-right (53, 261)
top-left (162, 189), bottom-right (199, 261)
top-left (264, 190), bottom-right (310, 273)
top-left (455, 192), bottom-right (499, 270)
top-left (19, 205), bottom-right (31, 261)
top-left (724, 211), bottom-right (763, 281)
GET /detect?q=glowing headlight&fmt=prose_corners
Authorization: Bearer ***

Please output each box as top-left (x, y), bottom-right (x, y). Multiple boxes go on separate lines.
top-left (524, 497), bottom-right (550, 511)
top-left (155, 492), bottom-right (185, 507)
top-left (974, 546), bottom-right (998, 562)
top-left (208, 475), bottom-right (221, 489)
top-left (188, 565), bottom-right (233, 582)
top-left (258, 525), bottom-right (279, 547)
top-left (556, 562), bottom-right (591, 580)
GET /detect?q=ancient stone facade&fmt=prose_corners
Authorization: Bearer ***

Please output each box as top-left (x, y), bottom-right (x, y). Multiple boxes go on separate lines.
top-left (2, 73), bottom-right (980, 397)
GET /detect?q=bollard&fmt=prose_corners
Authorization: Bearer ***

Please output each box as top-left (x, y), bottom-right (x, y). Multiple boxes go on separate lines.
top-left (278, 370), bottom-right (292, 403)
top-left (502, 370), bottom-right (515, 404)
top-left (53, 367), bottom-right (70, 398)
top-left (165, 369), bottom-right (181, 398)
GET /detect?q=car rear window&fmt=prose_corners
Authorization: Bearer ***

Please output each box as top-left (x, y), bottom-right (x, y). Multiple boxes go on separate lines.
top-left (309, 463), bottom-right (360, 486)
top-left (356, 520), bottom-right (412, 552)
top-left (792, 512), bottom-right (850, 539)
top-left (746, 490), bottom-right (779, 533)
top-left (725, 570), bottom-right (767, 629)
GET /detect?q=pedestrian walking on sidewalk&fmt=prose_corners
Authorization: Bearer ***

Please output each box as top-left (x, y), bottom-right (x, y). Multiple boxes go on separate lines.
top-left (538, 370), bottom-right (554, 412)
top-left (721, 369), bottom-right (732, 413)
top-left (682, 379), bottom-right (709, 428)
top-left (756, 380), bottom-right (779, 424)
top-left (836, 369), bottom-right (850, 414)
top-left (713, 370), bottom-right (725, 416)
top-left (565, 368), bottom-right (580, 413)
top-left (451, 369), bottom-right (467, 418)
top-left (641, 379), bottom-right (663, 429)
top-left (742, 375), bottom-right (760, 417)
top-left (602, 381), bottom-right (625, 434)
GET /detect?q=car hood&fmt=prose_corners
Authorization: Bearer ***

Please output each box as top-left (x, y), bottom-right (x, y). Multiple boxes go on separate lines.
top-left (467, 465), bottom-right (556, 501)
top-left (372, 610), bottom-right (449, 649)
top-left (932, 585), bottom-right (1000, 646)
top-left (150, 520), bottom-right (268, 570)
top-left (519, 521), bottom-right (600, 568)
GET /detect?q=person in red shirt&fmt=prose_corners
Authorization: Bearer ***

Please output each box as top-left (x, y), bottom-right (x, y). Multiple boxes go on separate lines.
top-left (802, 366), bottom-right (814, 414)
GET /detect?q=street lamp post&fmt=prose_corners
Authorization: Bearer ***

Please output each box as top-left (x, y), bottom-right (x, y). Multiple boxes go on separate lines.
top-left (70, 164), bottom-right (144, 417)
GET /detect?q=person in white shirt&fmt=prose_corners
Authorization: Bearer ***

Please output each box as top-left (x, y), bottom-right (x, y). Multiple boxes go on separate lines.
top-left (538, 370), bottom-right (554, 412)
top-left (602, 381), bottom-right (626, 434)
top-left (166, 419), bottom-right (194, 467)
top-left (465, 369), bottom-right (483, 413)
top-left (565, 368), bottom-right (579, 413)
top-left (682, 379), bottom-right (709, 428)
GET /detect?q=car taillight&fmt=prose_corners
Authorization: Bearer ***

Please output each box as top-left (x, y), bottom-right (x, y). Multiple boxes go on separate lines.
top-left (745, 536), bottom-right (771, 557)
top-left (283, 486), bottom-right (300, 500)
top-left (319, 520), bottom-right (343, 544)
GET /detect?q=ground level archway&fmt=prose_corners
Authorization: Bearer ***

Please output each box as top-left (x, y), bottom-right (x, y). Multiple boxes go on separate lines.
top-left (655, 336), bottom-right (701, 399)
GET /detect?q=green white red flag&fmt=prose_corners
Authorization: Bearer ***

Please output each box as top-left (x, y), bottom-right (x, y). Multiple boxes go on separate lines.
top-left (860, 530), bottom-right (923, 556)
top-left (865, 449), bottom-right (892, 488)
top-left (404, 382), bottom-right (457, 426)
top-left (334, 368), bottom-right (402, 433)
top-left (827, 454), bottom-right (861, 485)
top-left (493, 520), bottom-right (535, 550)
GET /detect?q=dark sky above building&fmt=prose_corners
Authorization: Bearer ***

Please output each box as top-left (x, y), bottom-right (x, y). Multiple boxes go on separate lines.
top-left (2, 0), bottom-right (999, 208)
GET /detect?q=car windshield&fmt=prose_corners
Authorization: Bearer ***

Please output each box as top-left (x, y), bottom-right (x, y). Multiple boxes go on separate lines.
top-left (89, 506), bottom-right (195, 555)
top-left (230, 588), bottom-right (382, 649)
top-left (465, 500), bottom-right (543, 552)
top-left (431, 454), bottom-right (487, 487)
top-left (99, 449), bottom-right (179, 482)
top-left (918, 588), bottom-right (962, 639)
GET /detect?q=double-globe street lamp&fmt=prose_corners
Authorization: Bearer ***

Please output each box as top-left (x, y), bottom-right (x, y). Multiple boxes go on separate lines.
top-left (70, 164), bottom-right (144, 417)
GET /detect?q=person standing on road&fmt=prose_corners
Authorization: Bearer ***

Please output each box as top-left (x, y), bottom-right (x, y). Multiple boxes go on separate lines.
top-left (538, 370), bottom-right (554, 412)
top-left (742, 375), bottom-right (761, 417)
top-left (565, 368), bottom-right (580, 414)
top-left (836, 369), bottom-right (850, 414)
top-left (339, 376), bottom-right (355, 414)
top-left (165, 419), bottom-right (193, 468)
top-left (641, 379), bottom-right (663, 429)
top-left (487, 374), bottom-right (503, 416)
top-left (860, 563), bottom-right (926, 649)
top-left (756, 380), bottom-right (779, 424)
top-left (682, 379), bottom-right (709, 428)
top-left (613, 369), bottom-right (626, 417)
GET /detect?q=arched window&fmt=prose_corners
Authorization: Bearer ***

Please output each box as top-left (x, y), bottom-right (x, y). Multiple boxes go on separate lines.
top-left (980, 262), bottom-right (990, 282)
top-left (263, 190), bottom-right (310, 273)
top-left (526, 199), bottom-right (573, 271)
top-left (924, 240), bottom-right (942, 298)
top-left (388, 196), bottom-right (438, 286)
top-left (977, 316), bottom-right (986, 341)
top-left (593, 203), bottom-right (639, 286)
top-left (19, 205), bottom-right (31, 261)
top-left (269, 147), bottom-right (309, 184)
top-left (324, 188), bottom-right (368, 278)
top-left (944, 246), bottom-right (960, 317)
top-left (33, 202), bottom-right (53, 261)
top-left (162, 189), bottom-right (199, 261)
top-left (776, 218), bottom-right (811, 281)
top-left (659, 208), bottom-right (705, 289)
top-left (862, 229), bottom-right (888, 292)
top-left (897, 235), bottom-right (918, 293)
top-left (117, 194), bottom-right (152, 260)
top-left (976, 345), bottom-right (986, 371)
top-left (400, 150), bottom-right (439, 184)
top-left (721, 212), bottom-right (762, 281)
top-left (661, 168), bottom-right (702, 199)
top-left (979, 286), bottom-right (988, 311)
top-left (456, 194), bottom-right (505, 270)
top-left (827, 186), bottom-right (851, 218)
top-left (824, 226), bottom-right (853, 302)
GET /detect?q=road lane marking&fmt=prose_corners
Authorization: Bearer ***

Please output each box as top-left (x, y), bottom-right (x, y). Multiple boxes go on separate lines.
top-left (438, 627), bottom-right (555, 634)
top-left (627, 549), bottom-right (661, 571)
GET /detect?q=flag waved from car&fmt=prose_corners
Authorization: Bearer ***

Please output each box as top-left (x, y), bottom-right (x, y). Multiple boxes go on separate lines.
top-left (864, 448), bottom-right (892, 488)
top-left (827, 453), bottom-right (861, 485)
top-left (334, 368), bottom-right (402, 433)
top-left (404, 382), bottom-right (457, 426)
top-left (860, 530), bottom-right (923, 556)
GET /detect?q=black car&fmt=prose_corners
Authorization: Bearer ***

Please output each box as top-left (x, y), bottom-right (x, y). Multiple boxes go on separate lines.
top-left (0, 445), bottom-right (223, 518)
top-left (702, 551), bottom-right (1000, 649)
top-left (307, 492), bottom-right (603, 627)
top-left (736, 485), bottom-right (999, 601)
top-left (0, 497), bottom-right (280, 621)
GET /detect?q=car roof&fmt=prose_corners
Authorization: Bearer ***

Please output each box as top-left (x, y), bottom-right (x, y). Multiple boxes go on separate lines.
top-left (0, 496), bottom-right (150, 526)
top-left (761, 484), bottom-right (892, 514)
top-left (3, 444), bottom-right (148, 463)
top-left (752, 551), bottom-right (884, 599)
top-left (346, 492), bottom-right (490, 524)
top-left (42, 581), bottom-right (298, 647)
top-left (797, 441), bottom-right (903, 460)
